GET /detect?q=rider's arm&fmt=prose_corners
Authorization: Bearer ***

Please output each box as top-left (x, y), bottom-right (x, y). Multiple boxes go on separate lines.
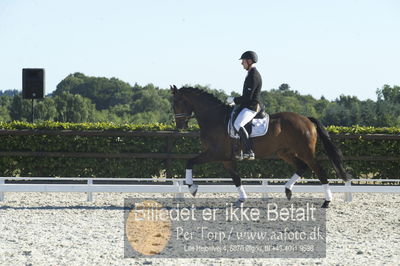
top-left (234, 70), bottom-right (258, 105)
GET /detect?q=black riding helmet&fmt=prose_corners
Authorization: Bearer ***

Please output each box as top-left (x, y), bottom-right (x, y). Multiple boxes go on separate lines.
top-left (239, 51), bottom-right (258, 63)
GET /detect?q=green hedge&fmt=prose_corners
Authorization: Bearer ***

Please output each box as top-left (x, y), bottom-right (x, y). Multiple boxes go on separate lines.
top-left (0, 121), bottom-right (399, 179)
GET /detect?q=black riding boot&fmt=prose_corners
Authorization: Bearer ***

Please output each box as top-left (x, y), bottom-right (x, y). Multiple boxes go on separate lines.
top-left (238, 127), bottom-right (255, 160)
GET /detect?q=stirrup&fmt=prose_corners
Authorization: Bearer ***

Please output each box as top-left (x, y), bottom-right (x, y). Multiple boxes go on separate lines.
top-left (234, 150), bottom-right (243, 161)
top-left (243, 151), bottom-right (255, 160)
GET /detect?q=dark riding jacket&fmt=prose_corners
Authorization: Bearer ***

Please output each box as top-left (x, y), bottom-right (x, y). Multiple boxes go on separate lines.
top-left (233, 66), bottom-right (262, 111)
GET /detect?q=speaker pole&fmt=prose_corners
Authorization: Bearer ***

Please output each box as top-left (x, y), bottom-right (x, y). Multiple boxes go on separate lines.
top-left (31, 98), bottom-right (34, 123)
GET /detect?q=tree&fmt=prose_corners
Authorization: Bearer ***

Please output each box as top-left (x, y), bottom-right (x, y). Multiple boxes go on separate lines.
top-left (279, 83), bottom-right (290, 91)
top-left (0, 89), bottom-right (19, 97)
top-left (131, 86), bottom-right (173, 123)
top-left (377, 84), bottom-right (400, 103)
top-left (53, 92), bottom-right (98, 122)
top-left (359, 99), bottom-right (378, 126)
top-left (54, 73), bottom-right (133, 110)
top-left (34, 98), bottom-right (57, 121)
top-left (9, 94), bottom-right (32, 121)
top-left (0, 95), bottom-right (12, 121)
top-left (53, 72), bottom-right (86, 96)
top-left (374, 85), bottom-right (400, 127)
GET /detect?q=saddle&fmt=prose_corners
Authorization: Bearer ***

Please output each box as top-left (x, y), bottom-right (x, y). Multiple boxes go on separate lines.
top-left (227, 106), bottom-right (270, 139)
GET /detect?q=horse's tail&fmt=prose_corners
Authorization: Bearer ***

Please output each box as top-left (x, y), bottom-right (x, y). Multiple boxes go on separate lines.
top-left (308, 117), bottom-right (351, 181)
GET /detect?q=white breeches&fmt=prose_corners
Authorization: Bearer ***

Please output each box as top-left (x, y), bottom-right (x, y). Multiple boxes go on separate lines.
top-left (234, 108), bottom-right (258, 131)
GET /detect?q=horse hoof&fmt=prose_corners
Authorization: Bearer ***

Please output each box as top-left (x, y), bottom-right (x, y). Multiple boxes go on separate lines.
top-left (234, 198), bottom-right (245, 207)
top-left (188, 184), bottom-right (198, 197)
top-left (285, 188), bottom-right (292, 201)
top-left (321, 201), bottom-right (330, 208)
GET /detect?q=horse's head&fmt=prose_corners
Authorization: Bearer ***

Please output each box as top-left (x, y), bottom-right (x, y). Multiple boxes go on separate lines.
top-left (170, 85), bottom-right (194, 130)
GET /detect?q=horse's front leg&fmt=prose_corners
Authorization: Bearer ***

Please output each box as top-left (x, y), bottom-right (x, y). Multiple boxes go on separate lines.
top-left (222, 161), bottom-right (246, 206)
top-left (185, 150), bottom-right (216, 197)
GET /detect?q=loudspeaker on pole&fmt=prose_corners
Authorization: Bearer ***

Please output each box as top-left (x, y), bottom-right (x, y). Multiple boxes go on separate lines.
top-left (22, 68), bottom-right (45, 99)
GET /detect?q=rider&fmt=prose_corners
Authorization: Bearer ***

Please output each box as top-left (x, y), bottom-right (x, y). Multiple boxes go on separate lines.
top-left (227, 51), bottom-right (262, 160)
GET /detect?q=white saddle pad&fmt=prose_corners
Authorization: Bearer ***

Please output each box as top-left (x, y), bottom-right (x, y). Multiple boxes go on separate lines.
top-left (228, 112), bottom-right (270, 139)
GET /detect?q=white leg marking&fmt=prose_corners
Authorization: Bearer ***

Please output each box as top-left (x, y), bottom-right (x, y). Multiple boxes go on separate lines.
top-left (185, 169), bottom-right (193, 185)
top-left (322, 184), bottom-right (333, 201)
top-left (285, 173), bottom-right (300, 190)
top-left (236, 185), bottom-right (247, 200)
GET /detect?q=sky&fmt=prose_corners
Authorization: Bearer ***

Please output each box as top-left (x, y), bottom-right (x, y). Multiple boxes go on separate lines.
top-left (0, 0), bottom-right (399, 101)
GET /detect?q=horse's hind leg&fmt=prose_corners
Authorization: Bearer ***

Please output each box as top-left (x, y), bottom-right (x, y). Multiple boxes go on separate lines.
top-left (277, 151), bottom-right (309, 201)
top-left (222, 161), bottom-right (246, 206)
top-left (298, 155), bottom-right (332, 208)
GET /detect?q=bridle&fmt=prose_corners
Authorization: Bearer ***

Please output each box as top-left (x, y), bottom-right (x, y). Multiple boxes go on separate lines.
top-left (173, 87), bottom-right (229, 128)
top-left (174, 112), bottom-right (194, 122)
top-left (174, 101), bottom-right (226, 123)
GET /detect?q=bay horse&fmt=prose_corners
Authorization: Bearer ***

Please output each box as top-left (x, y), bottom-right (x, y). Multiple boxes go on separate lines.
top-left (170, 85), bottom-right (350, 208)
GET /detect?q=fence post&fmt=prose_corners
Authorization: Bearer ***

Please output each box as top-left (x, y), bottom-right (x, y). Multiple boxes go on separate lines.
top-left (166, 135), bottom-right (173, 178)
top-left (87, 179), bottom-right (93, 202)
top-left (0, 178), bottom-right (4, 201)
top-left (344, 181), bottom-right (352, 202)
top-left (173, 180), bottom-right (184, 200)
top-left (262, 179), bottom-right (271, 201)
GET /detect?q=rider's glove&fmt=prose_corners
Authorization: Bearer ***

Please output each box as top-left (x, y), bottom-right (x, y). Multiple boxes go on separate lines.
top-left (226, 96), bottom-right (235, 105)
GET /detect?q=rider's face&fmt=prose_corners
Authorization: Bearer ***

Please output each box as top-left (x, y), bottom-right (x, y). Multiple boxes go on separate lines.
top-left (241, 59), bottom-right (251, 70)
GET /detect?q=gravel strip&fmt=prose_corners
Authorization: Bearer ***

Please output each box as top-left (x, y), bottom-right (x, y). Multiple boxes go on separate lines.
top-left (0, 192), bottom-right (399, 265)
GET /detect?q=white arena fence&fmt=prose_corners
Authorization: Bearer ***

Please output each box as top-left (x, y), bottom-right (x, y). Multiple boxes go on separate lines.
top-left (0, 177), bottom-right (399, 203)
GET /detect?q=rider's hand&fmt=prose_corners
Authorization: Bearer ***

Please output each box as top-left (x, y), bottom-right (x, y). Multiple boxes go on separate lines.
top-left (226, 96), bottom-right (235, 105)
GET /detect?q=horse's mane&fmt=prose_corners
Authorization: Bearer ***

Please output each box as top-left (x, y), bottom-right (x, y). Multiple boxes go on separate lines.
top-left (179, 87), bottom-right (227, 107)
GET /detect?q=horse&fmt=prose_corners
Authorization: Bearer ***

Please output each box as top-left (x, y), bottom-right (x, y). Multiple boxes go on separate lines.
top-left (170, 85), bottom-right (351, 208)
